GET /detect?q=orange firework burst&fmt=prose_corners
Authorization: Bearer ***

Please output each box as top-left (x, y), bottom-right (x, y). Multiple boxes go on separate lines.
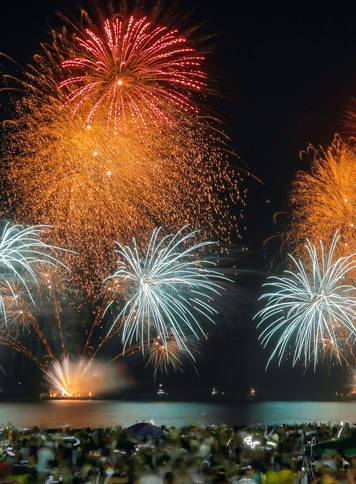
top-left (0, 281), bottom-right (33, 336)
top-left (288, 135), bottom-right (355, 257)
top-left (4, 102), bottom-right (243, 294)
top-left (0, 281), bottom-right (55, 363)
top-left (59, 15), bottom-right (206, 129)
top-left (1, 5), bottom-right (243, 295)
top-left (146, 334), bottom-right (196, 377)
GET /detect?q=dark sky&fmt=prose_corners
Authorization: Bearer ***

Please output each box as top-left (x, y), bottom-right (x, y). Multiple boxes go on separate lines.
top-left (0, 1), bottom-right (355, 399)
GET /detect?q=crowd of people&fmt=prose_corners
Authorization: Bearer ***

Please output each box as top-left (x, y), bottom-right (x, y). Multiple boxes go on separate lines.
top-left (0, 422), bottom-right (354, 483)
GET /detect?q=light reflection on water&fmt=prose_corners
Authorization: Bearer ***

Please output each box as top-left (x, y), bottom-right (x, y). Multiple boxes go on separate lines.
top-left (0, 401), bottom-right (355, 428)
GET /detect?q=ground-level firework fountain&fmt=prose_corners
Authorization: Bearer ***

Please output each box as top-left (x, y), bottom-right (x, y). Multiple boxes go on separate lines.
top-left (45, 357), bottom-right (127, 399)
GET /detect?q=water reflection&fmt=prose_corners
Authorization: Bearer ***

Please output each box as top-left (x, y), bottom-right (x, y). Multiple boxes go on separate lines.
top-left (0, 401), bottom-right (353, 428)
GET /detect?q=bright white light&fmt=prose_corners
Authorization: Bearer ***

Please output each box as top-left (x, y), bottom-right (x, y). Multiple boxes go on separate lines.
top-left (244, 436), bottom-right (260, 449)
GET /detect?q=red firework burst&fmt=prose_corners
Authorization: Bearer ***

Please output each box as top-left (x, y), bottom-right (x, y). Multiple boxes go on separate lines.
top-left (59, 16), bottom-right (207, 128)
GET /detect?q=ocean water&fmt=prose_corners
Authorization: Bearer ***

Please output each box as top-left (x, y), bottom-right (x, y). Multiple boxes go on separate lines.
top-left (0, 401), bottom-right (355, 428)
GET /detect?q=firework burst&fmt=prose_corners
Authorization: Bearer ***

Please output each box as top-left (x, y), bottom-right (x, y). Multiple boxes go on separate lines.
top-left (145, 333), bottom-right (196, 377)
top-left (0, 222), bottom-right (68, 324)
top-left (59, 15), bottom-right (206, 129)
top-left (146, 336), bottom-right (183, 375)
top-left (0, 281), bottom-right (33, 335)
top-left (288, 135), bottom-right (355, 257)
top-left (104, 226), bottom-right (229, 352)
top-left (4, 105), bottom-right (243, 294)
top-left (35, 263), bottom-right (68, 301)
top-left (256, 233), bottom-right (356, 369)
top-left (45, 357), bottom-right (89, 397)
top-left (2, 5), bottom-right (244, 294)
top-left (0, 5), bottom-right (242, 381)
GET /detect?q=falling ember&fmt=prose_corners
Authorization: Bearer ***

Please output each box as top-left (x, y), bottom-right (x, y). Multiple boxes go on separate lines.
top-left (59, 16), bottom-right (206, 129)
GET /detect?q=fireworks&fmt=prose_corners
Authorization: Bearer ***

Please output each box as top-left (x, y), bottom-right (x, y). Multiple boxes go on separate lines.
top-left (45, 356), bottom-right (124, 397)
top-left (45, 357), bottom-right (93, 397)
top-left (35, 263), bottom-right (68, 301)
top-left (256, 233), bottom-right (356, 369)
top-left (0, 222), bottom-right (67, 325)
top-left (0, 224), bottom-right (70, 361)
top-left (4, 105), bottom-right (243, 294)
top-left (288, 135), bottom-right (356, 257)
top-left (146, 334), bottom-right (195, 377)
top-left (60, 16), bottom-right (206, 129)
top-left (104, 226), bottom-right (228, 352)
top-left (0, 281), bottom-right (33, 335)
top-left (2, 4), bottom-right (244, 295)
top-left (0, 5), bottom-right (242, 381)
top-left (0, 251), bottom-right (128, 391)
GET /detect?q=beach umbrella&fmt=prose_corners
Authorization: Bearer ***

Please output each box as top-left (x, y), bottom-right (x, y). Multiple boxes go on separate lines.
top-left (315, 433), bottom-right (356, 457)
top-left (126, 422), bottom-right (164, 439)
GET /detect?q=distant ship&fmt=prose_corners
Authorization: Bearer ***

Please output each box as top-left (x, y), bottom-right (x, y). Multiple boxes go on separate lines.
top-left (157, 383), bottom-right (168, 399)
top-left (210, 387), bottom-right (225, 399)
top-left (335, 391), bottom-right (356, 401)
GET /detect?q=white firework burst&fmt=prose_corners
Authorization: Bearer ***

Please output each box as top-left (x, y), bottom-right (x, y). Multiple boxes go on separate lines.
top-left (104, 226), bottom-right (229, 352)
top-left (0, 222), bottom-right (68, 324)
top-left (255, 233), bottom-right (356, 369)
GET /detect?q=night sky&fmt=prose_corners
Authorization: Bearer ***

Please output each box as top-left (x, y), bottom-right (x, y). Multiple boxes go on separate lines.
top-left (0, 1), bottom-right (355, 399)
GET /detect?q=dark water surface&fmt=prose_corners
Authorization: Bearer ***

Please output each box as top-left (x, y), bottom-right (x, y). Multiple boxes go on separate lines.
top-left (0, 401), bottom-right (355, 428)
